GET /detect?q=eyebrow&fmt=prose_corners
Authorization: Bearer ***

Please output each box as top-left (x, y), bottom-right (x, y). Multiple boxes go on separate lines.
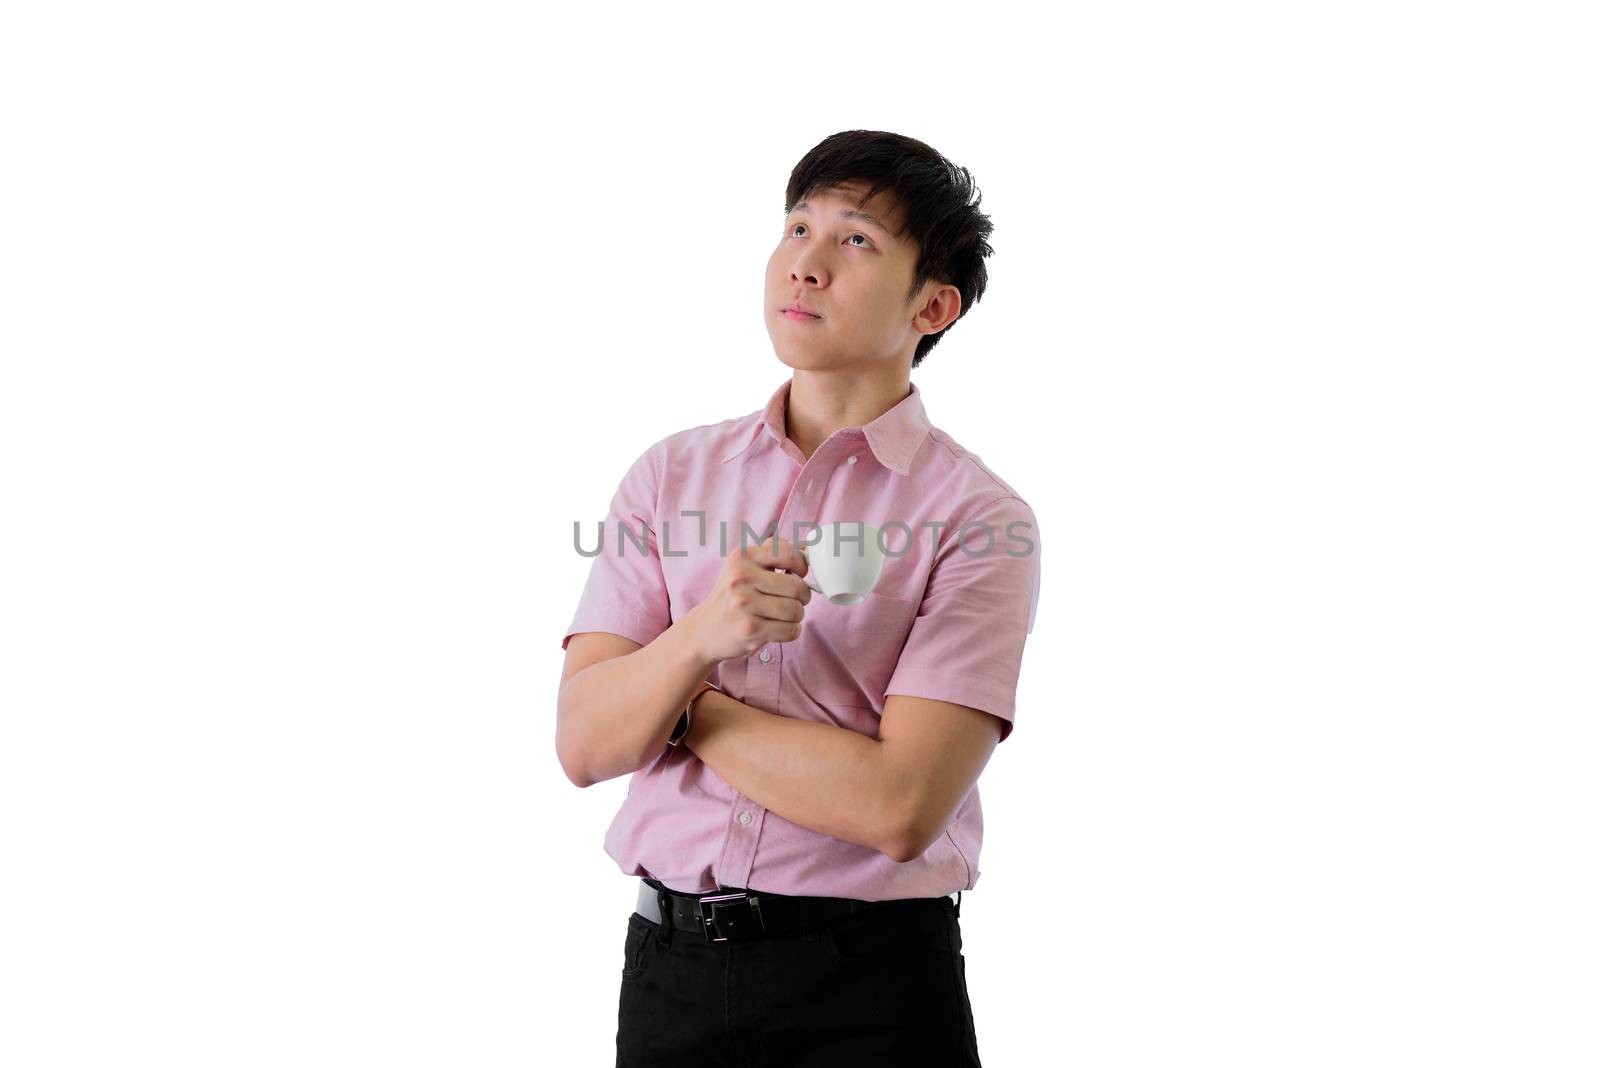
top-left (789, 201), bottom-right (894, 240)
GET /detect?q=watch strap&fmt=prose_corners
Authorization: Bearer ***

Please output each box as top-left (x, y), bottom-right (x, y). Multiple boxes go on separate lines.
top-left (667, 680), bottom-right (721, 747)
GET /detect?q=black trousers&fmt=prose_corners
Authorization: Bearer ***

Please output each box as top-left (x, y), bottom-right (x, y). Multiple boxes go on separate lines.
top-left (615, 882), bottom-right (982, 1066)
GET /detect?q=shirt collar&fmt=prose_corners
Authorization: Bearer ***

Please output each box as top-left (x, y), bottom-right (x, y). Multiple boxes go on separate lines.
top-left (720, 377), bottom-right (932, 476)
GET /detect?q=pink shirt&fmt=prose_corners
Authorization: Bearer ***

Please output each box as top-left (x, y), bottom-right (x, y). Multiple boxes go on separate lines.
top-left (562, 377), bottom-right (1040, 901)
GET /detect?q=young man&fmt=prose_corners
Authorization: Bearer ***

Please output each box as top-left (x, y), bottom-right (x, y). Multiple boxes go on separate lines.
top-left (558, 130), bottom-right (1040, 1066)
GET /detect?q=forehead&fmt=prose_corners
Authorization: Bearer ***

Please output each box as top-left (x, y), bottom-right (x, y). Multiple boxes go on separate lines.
top-left (804, 181), bottom-right (897, 212)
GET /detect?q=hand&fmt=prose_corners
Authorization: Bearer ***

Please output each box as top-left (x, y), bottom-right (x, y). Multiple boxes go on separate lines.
top-left (682, 534), bottom-right (814, 665)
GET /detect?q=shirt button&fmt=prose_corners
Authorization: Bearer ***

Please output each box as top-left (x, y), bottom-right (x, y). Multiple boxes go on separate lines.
top-left (738, 811), bottom-right (753, 826)
top-left (846, 455), bottom-right (857, 465)
top-left (758, 648), bottom-right (772, 663)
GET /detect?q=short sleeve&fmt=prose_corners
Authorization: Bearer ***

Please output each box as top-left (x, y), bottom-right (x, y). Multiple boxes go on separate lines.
top-left (883, 495), bottom-right (1041, 743)
top-left (560, 443), bottom-right (673, 652)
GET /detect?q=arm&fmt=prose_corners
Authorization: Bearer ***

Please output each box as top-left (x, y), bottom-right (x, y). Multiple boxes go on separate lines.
top-left (558, 440), bottom-right (702, 788)
top-left (559, 530), bottom-right (818, 788)
top-left (556, 620), bottom-right (718, 788)
top-left (875, 694), bottom-right (1002, 861)
top-left (685, 690), bottom-right (1001, 862)
top-left (683, 689), bottom-right (905, 857)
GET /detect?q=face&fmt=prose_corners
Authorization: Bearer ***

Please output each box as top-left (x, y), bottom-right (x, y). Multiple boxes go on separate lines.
top-left (764, 181), bottom-right (956, 373)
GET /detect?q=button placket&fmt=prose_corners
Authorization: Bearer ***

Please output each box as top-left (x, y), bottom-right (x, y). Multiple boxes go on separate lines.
top-left (757, 438), bottom-right (862, 714)
top-left (746, 632), bottom-right (781, 711)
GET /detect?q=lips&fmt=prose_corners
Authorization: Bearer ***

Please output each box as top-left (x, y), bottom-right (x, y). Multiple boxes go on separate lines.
top-left (784, 301), bottom-right (821, 318)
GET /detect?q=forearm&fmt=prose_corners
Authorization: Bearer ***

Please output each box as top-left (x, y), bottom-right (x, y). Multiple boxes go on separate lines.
top-left (557, 619), bottom-right (717, 787)
top-left (684, 690), bottom-right (904, 858)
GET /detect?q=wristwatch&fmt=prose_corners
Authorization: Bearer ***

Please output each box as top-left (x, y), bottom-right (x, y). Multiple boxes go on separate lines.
top-left (667, 680), bottom-right (722, 748)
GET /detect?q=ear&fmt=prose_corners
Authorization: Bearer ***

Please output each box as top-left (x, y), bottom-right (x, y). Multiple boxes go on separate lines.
top-left (913, 283), bottom-right (962, 336)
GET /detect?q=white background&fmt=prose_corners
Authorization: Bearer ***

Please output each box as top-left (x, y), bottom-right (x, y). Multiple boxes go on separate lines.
top-left (3, 2), bottom-right (1596, 1065)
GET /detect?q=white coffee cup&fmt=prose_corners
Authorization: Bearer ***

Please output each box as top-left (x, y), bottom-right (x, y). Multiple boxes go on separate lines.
top-left (797, 521), bottom-right (885, 605)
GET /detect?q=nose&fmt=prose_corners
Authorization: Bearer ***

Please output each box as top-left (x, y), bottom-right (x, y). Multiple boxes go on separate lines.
top-left (785, 245), bottom-right (826, 287)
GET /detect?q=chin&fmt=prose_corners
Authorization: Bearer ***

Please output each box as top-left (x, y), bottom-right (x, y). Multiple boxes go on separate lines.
top-left (771, 345), bottom-right (845, 372)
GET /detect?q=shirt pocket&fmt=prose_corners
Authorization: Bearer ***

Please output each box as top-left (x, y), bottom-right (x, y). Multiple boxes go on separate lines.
top-left (801, 589), bottom-right (920, 710)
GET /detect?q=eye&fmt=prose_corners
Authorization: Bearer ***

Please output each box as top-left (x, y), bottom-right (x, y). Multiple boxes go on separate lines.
top-left (788, 223), bottom-right (873, 248)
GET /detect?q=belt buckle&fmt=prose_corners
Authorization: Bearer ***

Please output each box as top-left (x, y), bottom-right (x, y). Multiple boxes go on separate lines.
top-left (697, 890), bottom-right (765, 942)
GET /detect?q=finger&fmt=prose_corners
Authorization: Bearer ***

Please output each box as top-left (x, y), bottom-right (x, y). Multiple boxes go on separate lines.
top-left (760, 612), bottom-right (805, 643)
top-left (748, 590), bottom-right (806, 623)
top-left (743, 535), bottom-right (809, 576)
top-left (748, 568), bottom-right (811, 604)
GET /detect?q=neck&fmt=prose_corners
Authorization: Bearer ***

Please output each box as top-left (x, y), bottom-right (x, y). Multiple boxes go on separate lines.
top-left (785, 368), bottom-right (911, 460)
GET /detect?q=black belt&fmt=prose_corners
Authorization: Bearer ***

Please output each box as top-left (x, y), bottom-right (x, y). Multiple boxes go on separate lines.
top-left (635, 876), bottom-right (961, 944)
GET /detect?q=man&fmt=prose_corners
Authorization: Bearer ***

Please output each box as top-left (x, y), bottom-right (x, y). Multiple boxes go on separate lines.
top-left (557, 130), bottom-right (1040, 1066)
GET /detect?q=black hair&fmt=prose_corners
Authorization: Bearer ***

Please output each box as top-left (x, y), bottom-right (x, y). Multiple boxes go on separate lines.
top-left (784, 130), bottom-right (995, 369)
